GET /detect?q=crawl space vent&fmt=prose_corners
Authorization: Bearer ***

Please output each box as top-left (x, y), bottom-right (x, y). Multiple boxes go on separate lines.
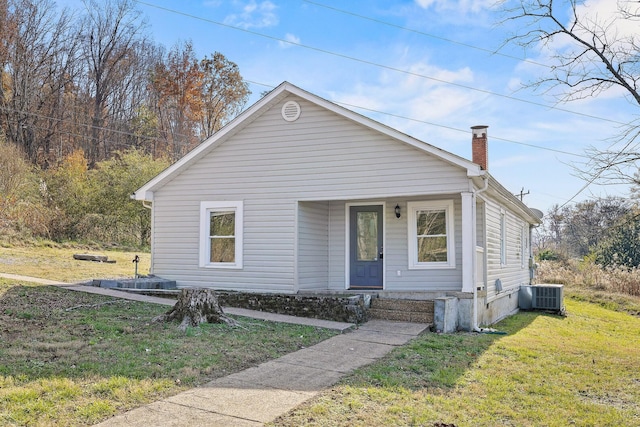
top-left (281, 101), bottom-right (301, 122)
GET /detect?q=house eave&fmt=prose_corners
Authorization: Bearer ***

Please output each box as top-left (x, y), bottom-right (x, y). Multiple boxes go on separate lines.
top-left (482, 174), bottom-right (542, 225)
top-left (133, 81), bottom-right (483, 199)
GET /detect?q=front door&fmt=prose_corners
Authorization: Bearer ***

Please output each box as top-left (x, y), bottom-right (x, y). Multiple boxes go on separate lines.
top-left (349, 205), bottom-right (383, 289)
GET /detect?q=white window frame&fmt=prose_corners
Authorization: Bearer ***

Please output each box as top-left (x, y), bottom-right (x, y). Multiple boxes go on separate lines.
top-left (199, 201), bottom-right (243, 269)
top-left (407, 200), bottom-right (455, 269)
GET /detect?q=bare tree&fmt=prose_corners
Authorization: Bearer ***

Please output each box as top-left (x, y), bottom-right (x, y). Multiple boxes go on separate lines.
top-left (501, 0), bottom-right (640, 185)
top-left (0, 0), bottom-right (81, 166)
top-left (0, 0), bottom-right (249, 168)
top-left (0, 0), bottom-right (12, 92)
top-left (79, 0), bottom-right (148, 165)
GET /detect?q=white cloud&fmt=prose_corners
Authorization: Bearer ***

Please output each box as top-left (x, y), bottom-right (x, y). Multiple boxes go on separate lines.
top-left (414, 0), bottom-right (496, 14)
top-left (574, 0), bottom-right (639, 39)
top-left (224, 1), bottom-right (278, 29)
top-left (278, 33), bottom-right (300, 49)
top-left (329, 59), bottom-right (489, 150)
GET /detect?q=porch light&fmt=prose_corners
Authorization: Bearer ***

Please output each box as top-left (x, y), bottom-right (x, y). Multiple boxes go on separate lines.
top-left (395, 204), bottom-right (401, 219)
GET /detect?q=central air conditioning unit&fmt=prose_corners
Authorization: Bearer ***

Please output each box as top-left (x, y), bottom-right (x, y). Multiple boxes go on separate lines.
top-left (519, 284), bottom-right (565, 314)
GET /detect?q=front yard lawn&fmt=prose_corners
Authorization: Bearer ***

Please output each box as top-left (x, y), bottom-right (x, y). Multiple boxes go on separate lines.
top-left (0, 280), bottom-right (337, 426)
top-left (273, 298), bottom-right (640, 426)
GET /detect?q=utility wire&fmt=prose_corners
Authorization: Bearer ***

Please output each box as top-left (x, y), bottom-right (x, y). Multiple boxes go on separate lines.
top-left (559, 137), bottom-right (637, 208)
top-left (244, 79), bottom-right (587, 158)
top-left (0, 105), bottom-right (197, 147)
top-left (0, 80), bottom-right (587, 159)
top-left (338, 100), bottom-right (588, 158)
top-left (132, 0), bottom-right (628, 127)
top-left (302, 0), bottom-right (551, 69)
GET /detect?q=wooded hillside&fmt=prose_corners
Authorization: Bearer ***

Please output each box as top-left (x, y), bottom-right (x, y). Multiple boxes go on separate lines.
top-left (0, 0), bottom-right (250, 168)
top-left (0, 0), bottom-right (250, 247)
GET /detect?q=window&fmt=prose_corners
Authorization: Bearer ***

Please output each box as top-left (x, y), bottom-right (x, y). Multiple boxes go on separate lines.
top-left (521, 224), bottom-right (529, 268)
top-left (199, 201), bottom-right (243, 268)
top-left (408, 200), bottom-right (455, 269)
top-left (500, 210), bottom-right (506, 266)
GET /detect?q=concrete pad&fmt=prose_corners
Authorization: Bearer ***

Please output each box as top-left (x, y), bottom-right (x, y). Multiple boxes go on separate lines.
top-left (308, 334), bottom-right (396, 359)
top-left (166, 383), bottom-right (315, 423)
top-left (272, 347), bottom-right (378, 372)
top-left (358, 319), bottom-right (429, 336)
top-left (94, 400), bottom-right (261, 427)
top-left (218, 361), bottom-right (345, 392)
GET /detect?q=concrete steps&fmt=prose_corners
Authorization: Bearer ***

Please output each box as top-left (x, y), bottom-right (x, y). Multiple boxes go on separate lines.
top-left (368, 298), bottom-right (434, 324)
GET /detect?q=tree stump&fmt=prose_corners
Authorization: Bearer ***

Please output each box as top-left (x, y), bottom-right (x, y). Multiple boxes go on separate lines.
top-left (154, 288), bottom-right (238, 330)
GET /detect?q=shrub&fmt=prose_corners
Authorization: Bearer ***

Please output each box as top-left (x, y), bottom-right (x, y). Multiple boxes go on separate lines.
top-left (594, 211), bottom-right (640, 269)
top-left (0, 139), bottom-right (57, 240)
top-left (41, 148), bottom-right (168, 247)
top-left (536, 248), bottom-right (560, 261)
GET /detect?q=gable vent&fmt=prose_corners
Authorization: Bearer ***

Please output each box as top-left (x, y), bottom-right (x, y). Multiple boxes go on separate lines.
top-left (281, 101), bottom-right (301, 122)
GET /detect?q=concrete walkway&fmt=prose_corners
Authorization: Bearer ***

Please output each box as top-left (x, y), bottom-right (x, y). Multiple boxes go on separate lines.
top-left (1, 273), bottom-right (429, 426)
top-left (95, 319), bottom-right (426, 426)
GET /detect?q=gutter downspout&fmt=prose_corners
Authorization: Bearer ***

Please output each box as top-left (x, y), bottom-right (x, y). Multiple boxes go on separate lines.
top-left (472, 175), bottom-right (489, 332)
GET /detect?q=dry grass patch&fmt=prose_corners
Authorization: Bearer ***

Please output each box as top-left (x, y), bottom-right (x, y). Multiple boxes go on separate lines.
top-left (0, 245), bottom-right (150, 283)
top-left (537, 259), bottom-right (640, 316)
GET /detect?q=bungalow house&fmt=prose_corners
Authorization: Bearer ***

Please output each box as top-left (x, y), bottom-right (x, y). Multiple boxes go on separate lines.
top-left (133, 81), bottom-right (542, 331)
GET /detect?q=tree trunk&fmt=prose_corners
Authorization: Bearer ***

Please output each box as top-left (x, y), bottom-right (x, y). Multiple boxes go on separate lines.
top-left (154, 288), bottom-right (237, 330)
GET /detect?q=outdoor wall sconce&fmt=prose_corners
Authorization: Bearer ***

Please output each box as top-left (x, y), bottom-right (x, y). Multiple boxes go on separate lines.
top-left (395, 204), bottom-right (401, 219)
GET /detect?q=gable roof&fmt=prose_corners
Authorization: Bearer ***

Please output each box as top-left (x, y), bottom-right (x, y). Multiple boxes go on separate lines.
top-left (133, 81), bottom-right (484, 202)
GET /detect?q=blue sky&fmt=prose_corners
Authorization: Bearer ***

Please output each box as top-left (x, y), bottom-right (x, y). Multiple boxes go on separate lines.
top-left (67, 0), bottom-right (637, 213)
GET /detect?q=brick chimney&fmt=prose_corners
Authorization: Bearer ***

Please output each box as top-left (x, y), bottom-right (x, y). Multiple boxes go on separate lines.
top-left (471, 125), bottom-right (488, 170)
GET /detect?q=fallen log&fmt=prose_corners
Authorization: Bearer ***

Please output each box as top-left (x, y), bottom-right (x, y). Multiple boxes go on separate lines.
top-left (73, 254), bottom-right (109, 262)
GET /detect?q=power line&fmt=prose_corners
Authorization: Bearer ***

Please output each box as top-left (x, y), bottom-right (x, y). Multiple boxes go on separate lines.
top-left (0, 105), bottom-right (196, 147)
top-left (0, 79), bottom-right (587, 159)
top-left (132, 0), bottom-right (628, 127)
top-left (244, 79), bottom-right (588, 158)
top-left (302, 0), bottom-right (551, 69)
top-left (338, 100), bottom-right (589, 158)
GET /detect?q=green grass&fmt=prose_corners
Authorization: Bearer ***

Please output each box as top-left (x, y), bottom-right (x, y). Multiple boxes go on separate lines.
top-left (4, 245), bottom-right (640, 426)
top-left (0, 278), bottom-right (338, 426)
top-left (272, 299), bottom-right (640, 426)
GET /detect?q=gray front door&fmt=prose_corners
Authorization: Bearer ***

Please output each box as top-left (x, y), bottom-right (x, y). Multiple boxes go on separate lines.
top-left (349, 205), bottom-right (383, 289)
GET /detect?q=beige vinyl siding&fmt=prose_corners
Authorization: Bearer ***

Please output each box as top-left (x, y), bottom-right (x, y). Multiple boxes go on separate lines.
top-left (324, 197), bottom-right (463, 292)
top-left (484, 198), bottom-right (530, 300)
top-left (476, 200), bottom-right (486, 249)
top-left (327, 201), bottom-right (346, 290)
top-left (151, 96), bottom-right (471, 291)
top-left (385, 197), bottom-right (463, 291)
top-left (153, 198), bottom-right (296, 292)
top-left (298, 201), bottom-right (329, 290)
